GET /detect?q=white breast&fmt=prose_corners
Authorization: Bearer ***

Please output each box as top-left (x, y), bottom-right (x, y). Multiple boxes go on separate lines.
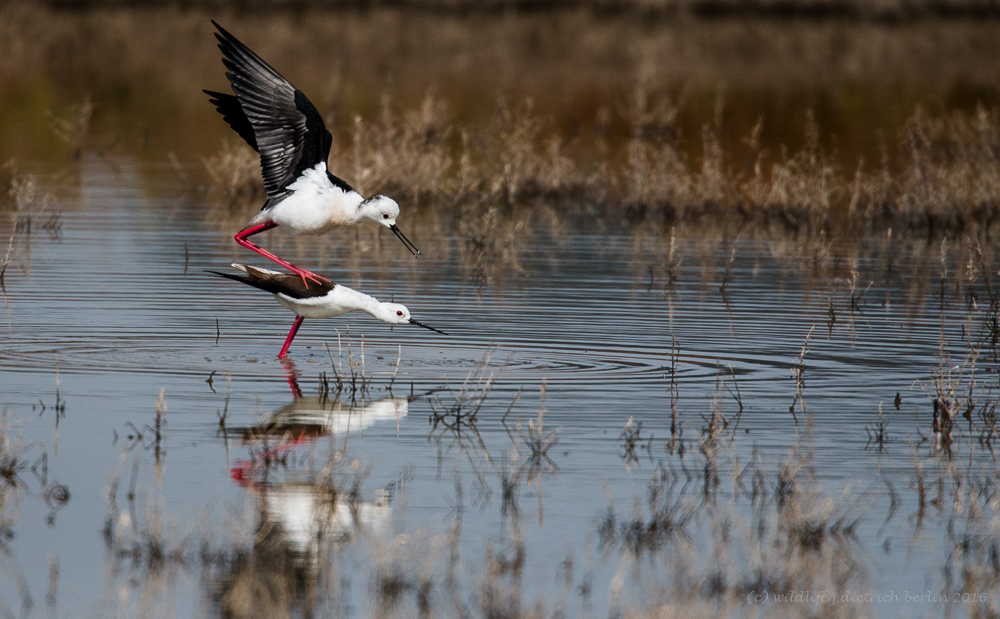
top-left (266, 163), bottom-right (363, 234)
top-left (273, 285), bottom-right (377, 320)
top-left (274, 291), bottom-right (347, 318)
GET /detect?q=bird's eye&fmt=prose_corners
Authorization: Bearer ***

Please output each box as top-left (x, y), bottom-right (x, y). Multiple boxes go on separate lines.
top-left (396, 310), bottom-right (403, 316)
top-left (383, 213), bottom-right (390, 219)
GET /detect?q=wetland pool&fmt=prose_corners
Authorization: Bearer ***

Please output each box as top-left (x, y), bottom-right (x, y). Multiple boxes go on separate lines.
top-left (1, 157), bottom-right (998, 617)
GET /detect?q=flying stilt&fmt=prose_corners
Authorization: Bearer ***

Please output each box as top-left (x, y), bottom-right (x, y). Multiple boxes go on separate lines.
top-left (205, 21), bottom-right (419, 287)
top-left (210, 264), bottom-right (447, 358)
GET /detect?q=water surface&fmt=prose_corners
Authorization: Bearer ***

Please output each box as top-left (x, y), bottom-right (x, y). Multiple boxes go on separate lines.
top-left (0, 157), bottom-right (997, 617)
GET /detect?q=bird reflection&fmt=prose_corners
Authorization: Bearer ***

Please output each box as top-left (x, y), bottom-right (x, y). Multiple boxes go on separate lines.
top-left (230, 359), bottom-right (409, 547)
top-left (207, 361), bottom-right (408, 615)
top-left (205, 469), bottom-right (394, 615)
top-left (229, 359), bottom-right (410, 448)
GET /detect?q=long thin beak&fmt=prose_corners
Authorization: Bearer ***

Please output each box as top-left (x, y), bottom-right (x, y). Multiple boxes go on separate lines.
top-left (409, 318), bottom-right (448, 335)
top-left (390, 224), bottom-right (420, 256)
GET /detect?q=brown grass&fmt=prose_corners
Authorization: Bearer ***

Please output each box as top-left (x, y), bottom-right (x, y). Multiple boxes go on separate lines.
top-left (0, 3), bottom-right (998, 265)
top-left (205, 93), bottom-right (1000, 239)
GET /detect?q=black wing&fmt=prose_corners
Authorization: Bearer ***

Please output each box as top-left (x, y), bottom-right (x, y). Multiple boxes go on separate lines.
top-left (204, 90), bottom-right (258, 152)
top-left (210, 264), bottom-right (334, 299)
top-left (211, 21), bottom-right (335, 198)
top-left (204, 90), bottom-right (354, 194)
top-left (202, 90), bottom-right (354, 194)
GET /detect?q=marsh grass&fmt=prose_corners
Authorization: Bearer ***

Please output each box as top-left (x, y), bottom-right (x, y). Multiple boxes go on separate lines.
top-left (429, 355), bottom-right (497, 439)
top-left (6, 5), bottom-right (997, 239)
top-left (0, 160), bottom-right (59, 291)
top-left (5, 321), bottom-right (1000, 618)
top-left (602, 309), bottom-right (1000, 615)
top-left (47, 97), bottom-right (92, 161)
top-left (865, 404), bottom-right (890, 451)
top-left (0, 412), bottom-right (30, 527)
top-left (202, 140), bottom-right (263, 209)
top-left (202, 107), bottom-right (1000, 329)
top-left (594, 436), bottom-right (875, 617)
top-left (99, 427), bottom-right (885, 618)
top-left (852, 107), bottom-right (1000, 234)
top-left (204, 93), bottom-right (1000, 264)
top-left (2, 5), bottom-right (997, 289)
top-left (322, 327), bottom-right (373, 400)
top-left (4, 209), bottom-right (1000, 619)
top-left (902, 244), bottom-right (1000, 457)
top-left (0, 409), bottom-right (64, 559)
top-left (619, 416), bottom-right (644, 472)
top-left (789, 326), bottom-right (814, 423)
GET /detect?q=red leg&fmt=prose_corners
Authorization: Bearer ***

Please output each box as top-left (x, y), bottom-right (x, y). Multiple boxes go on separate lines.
top-left (278, 315), bottom-right (305, 359)
top-left (235, 222), bottom-right (329, 287)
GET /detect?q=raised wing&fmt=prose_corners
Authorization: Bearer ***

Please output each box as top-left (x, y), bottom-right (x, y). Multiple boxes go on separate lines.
top-left (211, 21), bottom-right (334, 198)
top-left (210, 263), bottom-right (334, 299)
top-left (204, 90), bottom-right (258, 152)
top-left (204, 89), bottom-right (354, 195)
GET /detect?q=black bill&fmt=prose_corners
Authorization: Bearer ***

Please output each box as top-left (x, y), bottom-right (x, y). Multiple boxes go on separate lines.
top-left (409, 318), bottom-right (448, 335)
top-left (390, 224), bottom-right (420, 256)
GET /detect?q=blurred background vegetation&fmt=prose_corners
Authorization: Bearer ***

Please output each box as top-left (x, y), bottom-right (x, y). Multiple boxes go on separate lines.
top-left (0, 0), bottom-right (998, 229)
top-left (32, 0), bottom-right (1000, 18)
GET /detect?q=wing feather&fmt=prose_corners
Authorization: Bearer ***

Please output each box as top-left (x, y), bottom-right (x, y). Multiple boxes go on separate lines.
top-left (204, 90), bottom-right (258, 151)
top-left (211, 21), bottom-right (335, 198)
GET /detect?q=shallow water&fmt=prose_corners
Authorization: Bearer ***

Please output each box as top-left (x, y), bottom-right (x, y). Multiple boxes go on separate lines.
top-left (1, 157), bottom-right (998, 617)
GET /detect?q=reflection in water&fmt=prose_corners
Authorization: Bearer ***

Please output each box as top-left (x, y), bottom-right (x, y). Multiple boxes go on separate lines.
top-left (255, 394), bottom-right (407, 438)
top-left (205, 466), bottom-right (394, 617)
top-left (230, 360), bottom-right (409, 446)
top-left (0, 416), bottom-right (68, 542)
top-left (225, 391), bottom-right (409, 483)
top-left (207, 363), bottom-right (406, 616)
top-left (233, 362), bottom-right (404, 535)
top-left (15, 158), bottom-right (1000, 614)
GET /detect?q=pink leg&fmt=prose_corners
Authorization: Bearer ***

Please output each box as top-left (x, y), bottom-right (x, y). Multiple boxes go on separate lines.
top-left (278, 315), bottom-right (305, 359)
top-left (235, 222), bottom-right (329, 287)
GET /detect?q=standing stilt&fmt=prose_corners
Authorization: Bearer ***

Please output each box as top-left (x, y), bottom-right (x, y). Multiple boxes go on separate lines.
top-left (278, 316), bottom-right (305, 359)
top-left (210, 264), bottom-right (447, 359)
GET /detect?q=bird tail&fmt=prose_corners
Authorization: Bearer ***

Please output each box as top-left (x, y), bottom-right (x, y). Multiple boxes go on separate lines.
top-left (208, 263), bottom-right (331, 299)
top-left (207, 263), bottom-right (279, 292)
top-left (206, 271), bottom-right (252, 292)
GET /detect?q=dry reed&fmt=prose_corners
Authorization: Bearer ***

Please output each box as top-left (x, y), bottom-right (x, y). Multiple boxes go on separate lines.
top-left (204, 94), bottom-right (1000, 241)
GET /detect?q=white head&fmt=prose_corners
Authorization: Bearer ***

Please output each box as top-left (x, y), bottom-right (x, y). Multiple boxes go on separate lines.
top-left (358, 195), bottom-right (420, 256)
top-left (378, 302), bottom-right (411, 325)
top-left (359, 195), bottom-right (400, 228)
top-left (375, 302), bottom-right (448, 335)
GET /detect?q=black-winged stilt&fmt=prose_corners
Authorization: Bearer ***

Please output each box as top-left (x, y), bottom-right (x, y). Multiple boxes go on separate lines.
top-left (211, 263), bottom-right (446, 358)
top-left (205, 21), bottom-right (419, 287)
